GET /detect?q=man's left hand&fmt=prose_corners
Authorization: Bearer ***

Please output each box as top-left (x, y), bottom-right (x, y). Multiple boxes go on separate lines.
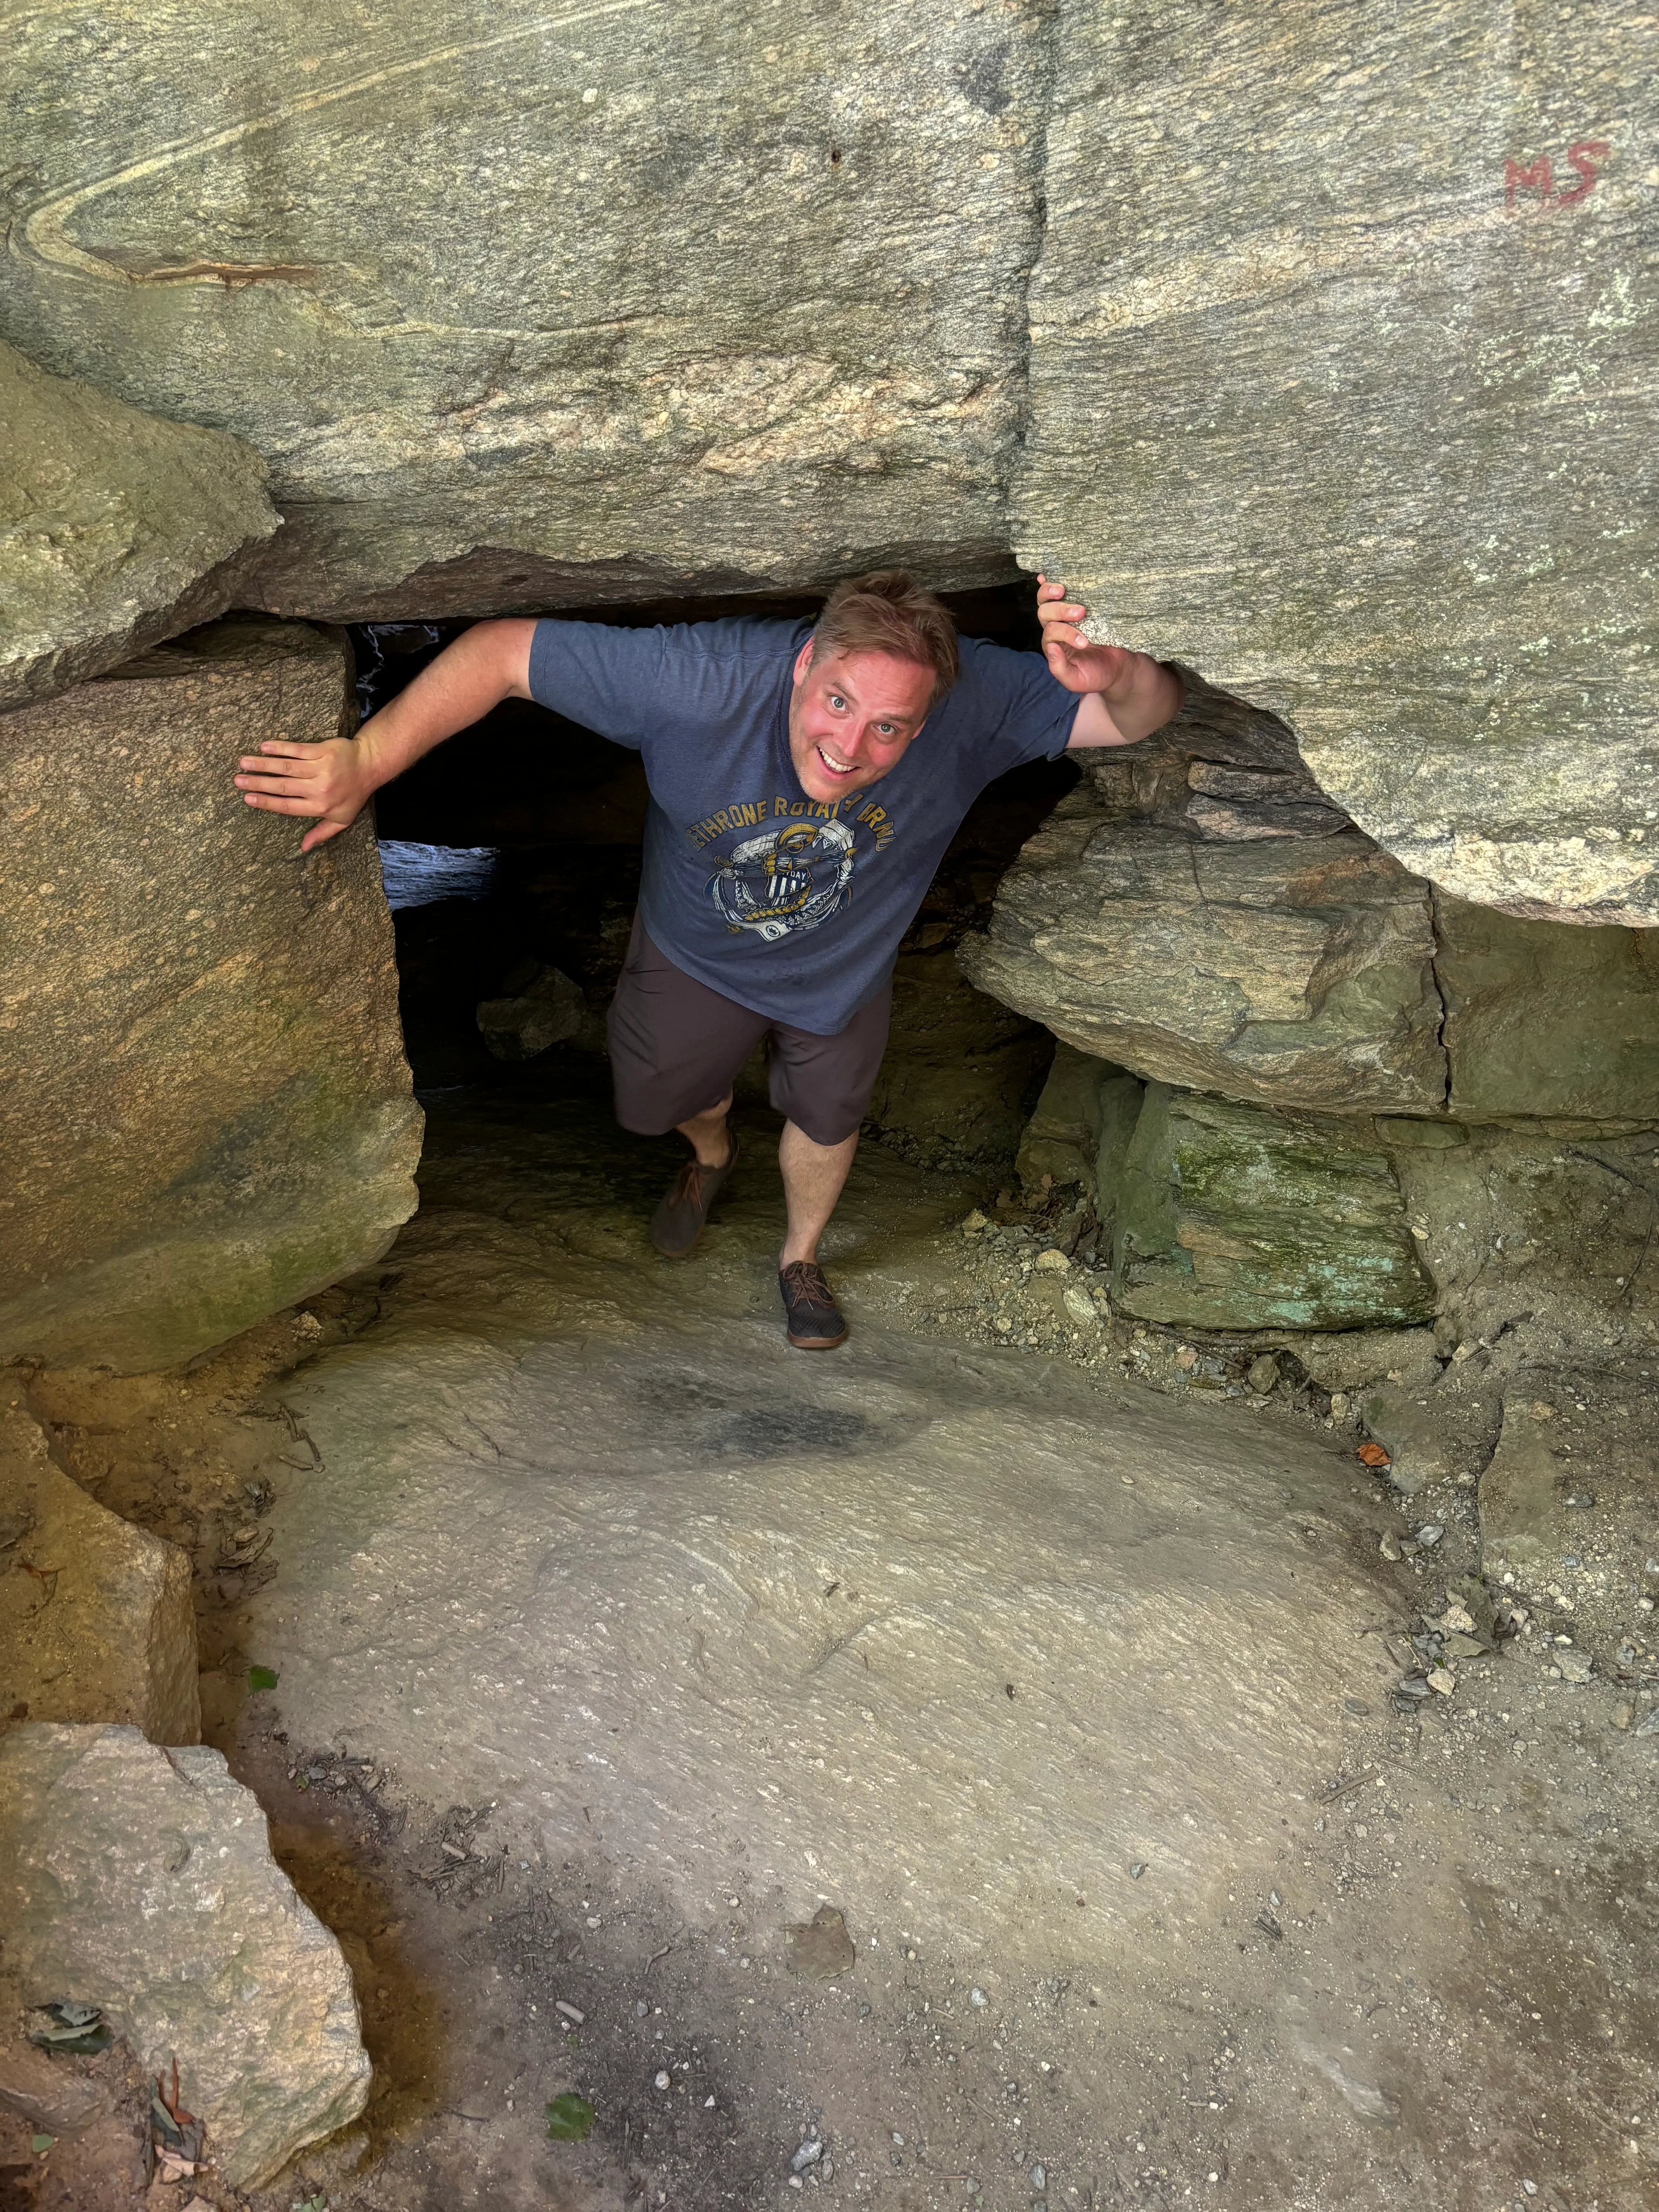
top-left (1037, 574), bottom-right (1133, 696)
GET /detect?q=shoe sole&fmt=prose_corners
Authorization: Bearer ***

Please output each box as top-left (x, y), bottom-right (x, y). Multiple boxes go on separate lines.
top-left (649, 1144), bottom-right (737, 1258)
top-left (651, 1226), bottom-right (705, 1259)
top-left (786, 1326), bottom-right (848, 1350)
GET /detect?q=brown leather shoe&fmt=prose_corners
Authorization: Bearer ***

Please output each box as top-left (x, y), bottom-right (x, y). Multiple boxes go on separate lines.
top-left (779, 1260), bottom-right (847, 1350)
top-left (649, 1135), bottom-right (738, 1257)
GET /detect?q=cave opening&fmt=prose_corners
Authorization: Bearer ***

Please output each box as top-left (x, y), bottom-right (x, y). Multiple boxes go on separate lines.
top-left (356, 577), bottom-right (1077, 1173)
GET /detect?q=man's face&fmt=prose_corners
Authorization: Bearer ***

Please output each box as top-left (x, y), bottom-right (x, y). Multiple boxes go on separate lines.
top-left (787, 642), bottom-right (934, 804)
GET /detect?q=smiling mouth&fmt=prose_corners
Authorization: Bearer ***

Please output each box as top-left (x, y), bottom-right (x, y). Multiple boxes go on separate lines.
top-left (816, 744), bottom-right (860, 778)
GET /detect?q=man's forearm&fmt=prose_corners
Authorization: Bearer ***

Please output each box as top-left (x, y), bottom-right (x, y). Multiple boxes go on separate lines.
top-left (355, 618), bottom-right (535, 789)
top-left (1096, 651), bottom-right (1183, 745)
top-left (1067, 651), bottom-right (1184, 750)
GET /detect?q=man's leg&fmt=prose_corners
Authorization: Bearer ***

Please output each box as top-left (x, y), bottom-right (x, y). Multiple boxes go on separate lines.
top-left (677, 1093), bottom-right (735, 1171)
top-left (607, 915), bottom-right (762, 1255)
top-left (779, 1121), bottom-right (859, 1266)
top-left (768, 986), bottom-right (891, 1347)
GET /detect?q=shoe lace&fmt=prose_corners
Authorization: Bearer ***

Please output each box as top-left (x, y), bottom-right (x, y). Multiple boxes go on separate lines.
top-left (781, 1261), bottom-right (837, 1312)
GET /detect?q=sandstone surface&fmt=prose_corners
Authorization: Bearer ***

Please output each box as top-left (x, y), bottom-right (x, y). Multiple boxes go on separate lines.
top-left (1111, 1086), bottom-right (1434, 1333)
top-left (0, 341), bottom-right (279, 710)
top-left (0, 1723), bottom-right (370, 2189)
top-left (240, 1088), bottom-right (1413, 1970)
top-left (0, 621), bottom-right (421, 1372)
top-left (0, 0), bottom-right (1050, 619)
top-left (0, 1403), bottom-right (198, 1744)
top-left (1018, 0), bottom-right (1659, 924)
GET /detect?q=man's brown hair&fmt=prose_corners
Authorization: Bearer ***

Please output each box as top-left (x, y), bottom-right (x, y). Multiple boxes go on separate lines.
top-left (809, 570), bottom-right (959, 711)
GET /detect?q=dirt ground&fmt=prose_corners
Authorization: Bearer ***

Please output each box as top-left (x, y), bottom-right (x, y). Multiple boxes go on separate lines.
top-left (14, 1058), bottom-right (1659, 2212)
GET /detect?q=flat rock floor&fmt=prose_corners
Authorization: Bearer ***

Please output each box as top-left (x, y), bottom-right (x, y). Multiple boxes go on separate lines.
top-left (29, 1066), bottom-right (1659, 2211)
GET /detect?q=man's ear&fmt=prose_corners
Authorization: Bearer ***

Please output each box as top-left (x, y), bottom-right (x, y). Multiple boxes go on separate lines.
top-left (792, 639), bottom-right (815, 687)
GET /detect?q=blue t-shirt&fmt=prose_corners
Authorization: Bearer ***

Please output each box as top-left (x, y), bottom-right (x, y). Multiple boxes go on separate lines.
top-left (527, 616), bottom-right (1080, 1036)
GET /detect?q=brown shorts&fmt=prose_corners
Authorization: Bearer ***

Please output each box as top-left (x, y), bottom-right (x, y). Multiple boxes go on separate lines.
top-left (606, 913), bottom-right (891, 1147)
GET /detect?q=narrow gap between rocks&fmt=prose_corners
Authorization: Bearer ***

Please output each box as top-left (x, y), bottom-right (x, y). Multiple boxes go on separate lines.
top-left (359, 579), bottom-right (1075, 1170)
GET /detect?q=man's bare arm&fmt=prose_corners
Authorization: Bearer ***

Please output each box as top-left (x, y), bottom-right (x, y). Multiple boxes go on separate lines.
top-left (1035, 575), bottom-right (1183, 748)
top-left (233, 617), bottom-right (538, 852)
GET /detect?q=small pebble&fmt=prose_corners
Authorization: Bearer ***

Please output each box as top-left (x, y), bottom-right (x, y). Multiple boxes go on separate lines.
top-left (1427, 1668), bottom-right (1456, 1696)
top-left (791, 2140), bottom-right (823, 2173)
top-left (654, 2071), bottom-right (671, 2090)
top-left (1130, 1862), bottom-right (1147, 1879)
top-left (635, 2000), bottom-right (649, 2017)
top-left (970, 1989), bottom-right (989, 2008)
top-left (1379, 1534), bottom-right (1402, 1562)
top-left (1030, 2164), bottom-right (1047, 2190)
top-left (555, 2001), bottom-right (584, 2025)
top-left (1416, 1524), bottom-right (1443, 1546)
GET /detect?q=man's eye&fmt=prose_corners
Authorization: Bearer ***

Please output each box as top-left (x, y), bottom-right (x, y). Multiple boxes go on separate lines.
top-left (828, 694), bottom-right (847, 711)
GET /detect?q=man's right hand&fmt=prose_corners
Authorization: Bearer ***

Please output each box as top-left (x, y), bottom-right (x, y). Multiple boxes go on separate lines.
top-left (234, 734), bottom-right (382, 854)
top-left (230, 617), bottom-right (537, 855)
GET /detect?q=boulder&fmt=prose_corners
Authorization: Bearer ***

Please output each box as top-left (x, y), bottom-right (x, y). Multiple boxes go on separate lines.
top-left (967, 670), bottom-right (1659, 1131)
top-left (1109, 1085), bottom-right (1435, 1333)
top-left (0, 1723), bottom-right (370, 2190)
top-left (476, 959), bottom-right (585, 1061)
top-left (1017, 0), bottom-right (1659, 924)
top-left (1, 0), bottom-right (1048, 618)
top-left (0, 1403), bottom-right (199, 1745)
top-left (960, 790), bottom-right (1446, 1113)
top-left (0, 340), bottom-right (280, 711)
top-left (0, 621), bottom-right (422, 1372)
top-left (1014, 1041), bottom-right (1114, 1198)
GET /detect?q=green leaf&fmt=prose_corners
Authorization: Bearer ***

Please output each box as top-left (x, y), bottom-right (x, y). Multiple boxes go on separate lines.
top-left (31, 2134), bottom-right (54, 2154)
top-left (545, 2092), bottom-right (594, 2142)
top-left (29, 2002), bottom-right (112, 2056)
top-left (248, 1665), bottom-right (280, 1692)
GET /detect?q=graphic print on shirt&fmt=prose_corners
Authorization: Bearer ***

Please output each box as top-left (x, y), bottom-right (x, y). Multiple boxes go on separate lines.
top-left (706, 817), bottom-right (856, 942)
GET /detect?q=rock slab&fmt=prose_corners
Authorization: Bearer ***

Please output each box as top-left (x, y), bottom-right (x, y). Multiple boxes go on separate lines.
top-left (0, 339), bottom-right (280, 711)
top-left (0, 0), bottom-right (1051, 618)
top-left (0, 1723), bottom-right (370, 2190)
top-left (960, 793), bottom-right (1446, 1114)
top-left (0, 1403), bottom-right (199, 1745)
top-left (1018, 0), bottom-right (1659, 923)
top-left (1479, 1400), bottom-right (1571, 1580)
top-left (0, 620), bottom-right (422, 1371)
